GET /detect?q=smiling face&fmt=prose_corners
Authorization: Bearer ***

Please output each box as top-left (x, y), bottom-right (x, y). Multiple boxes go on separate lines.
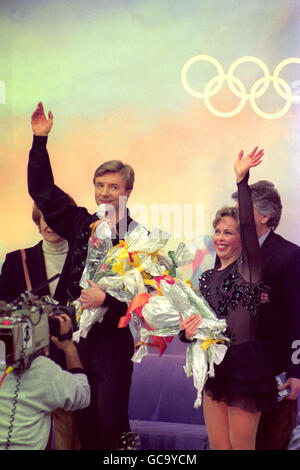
top-left (39, 216), bottom-right (64, 244)
top-left (213, 216), bottom-right (241, 268)
top-left (94, 171), bottom-right (132, 221)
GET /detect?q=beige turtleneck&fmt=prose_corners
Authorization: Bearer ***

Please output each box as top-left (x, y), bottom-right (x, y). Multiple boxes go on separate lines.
top-left (42, 239), bottom-right (69, 297)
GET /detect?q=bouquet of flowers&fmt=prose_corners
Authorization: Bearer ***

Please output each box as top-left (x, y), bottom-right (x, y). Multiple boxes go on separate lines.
top-left (72, 207), bottom-right (230, 406)
top-left (72, 207), bottom-right (112, 342)
top-left (73, 206), bottom-right (173, 341)
top-left (118, 270), bottom-right (229, 408)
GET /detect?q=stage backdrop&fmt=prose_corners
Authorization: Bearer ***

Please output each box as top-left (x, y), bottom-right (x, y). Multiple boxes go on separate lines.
top-left (0, 0), bottom-right (299, 283)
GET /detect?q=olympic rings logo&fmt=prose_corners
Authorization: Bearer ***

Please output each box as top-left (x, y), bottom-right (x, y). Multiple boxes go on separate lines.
top-left (181, 55), bottom-right (300, 119)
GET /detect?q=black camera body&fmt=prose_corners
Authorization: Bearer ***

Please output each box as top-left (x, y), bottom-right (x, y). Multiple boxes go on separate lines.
top-left (48, 305), bottom-right (77, 340)
top-left (0, 293), bottom-right (77, 372)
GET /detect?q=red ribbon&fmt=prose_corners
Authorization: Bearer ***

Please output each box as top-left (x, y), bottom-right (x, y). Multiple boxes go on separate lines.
top-left (118, 292), bottom-right (152, 328)
top-left (153, 274), bottom-right (175, 287)
top-left (128, 251), bottom-right (135, 263)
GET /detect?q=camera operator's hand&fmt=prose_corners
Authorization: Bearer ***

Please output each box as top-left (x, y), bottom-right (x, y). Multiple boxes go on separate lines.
top-left (51, 314), bottom-right (83, 371)
top-left (50, 313), bottom-right (72, 348)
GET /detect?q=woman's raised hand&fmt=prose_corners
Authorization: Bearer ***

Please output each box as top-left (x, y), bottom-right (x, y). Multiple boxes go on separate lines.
top-left (234, 146), bottom-right (264, 183)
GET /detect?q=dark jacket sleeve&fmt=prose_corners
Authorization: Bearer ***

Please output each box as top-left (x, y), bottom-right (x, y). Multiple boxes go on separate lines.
top-left (237, 172), bottom-right (262, 284)
top-left (28, 135), bottom-right (80, 242)
top-left (0, 252), bottom-right (21, 302)
top-left (27, 136), bottom-right (135, 326)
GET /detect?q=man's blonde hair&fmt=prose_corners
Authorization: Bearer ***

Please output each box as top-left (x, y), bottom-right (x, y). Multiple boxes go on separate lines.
top-left (93, 160), bottom-right (135, 190)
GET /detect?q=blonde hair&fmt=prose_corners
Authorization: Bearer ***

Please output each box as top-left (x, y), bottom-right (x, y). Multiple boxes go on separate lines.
top-left (93, 160), bottom-right (135, 190)
top-left (213, 206), bottom-right (240, 230)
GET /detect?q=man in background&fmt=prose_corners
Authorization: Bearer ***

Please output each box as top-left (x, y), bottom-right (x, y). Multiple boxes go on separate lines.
top-left (231, 180), bottom-right (300, 450)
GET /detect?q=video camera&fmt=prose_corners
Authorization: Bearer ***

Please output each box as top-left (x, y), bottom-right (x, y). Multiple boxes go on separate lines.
top-left (0, 293), bottom-right (77, 373)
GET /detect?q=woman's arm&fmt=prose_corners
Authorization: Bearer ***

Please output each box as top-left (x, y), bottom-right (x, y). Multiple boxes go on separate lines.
top-left (234, 147), bottom-right (264, 283)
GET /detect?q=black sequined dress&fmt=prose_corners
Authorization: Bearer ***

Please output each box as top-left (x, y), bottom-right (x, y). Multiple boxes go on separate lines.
top-left (199, 174), bottom-right (277, 413)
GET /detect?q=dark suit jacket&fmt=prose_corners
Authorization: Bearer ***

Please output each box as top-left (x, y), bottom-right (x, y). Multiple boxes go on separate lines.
top-left (0, 240), bottom-right (72, 305)
top-left (257, 230), bottom-right (300, 379)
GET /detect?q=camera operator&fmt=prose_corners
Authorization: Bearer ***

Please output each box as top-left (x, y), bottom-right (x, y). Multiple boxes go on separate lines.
top-left (0, 200), bottom-right (81, 450)
top-left (0, 314), bottom-right (90, 450)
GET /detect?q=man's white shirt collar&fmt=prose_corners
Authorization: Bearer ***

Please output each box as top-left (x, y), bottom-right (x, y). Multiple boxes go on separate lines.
top-left (259, 230), bottom-right (271, 247)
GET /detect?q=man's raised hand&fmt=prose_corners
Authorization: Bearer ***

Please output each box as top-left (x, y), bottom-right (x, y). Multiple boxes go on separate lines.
top-left (31, 101), bottom-right (53, 136)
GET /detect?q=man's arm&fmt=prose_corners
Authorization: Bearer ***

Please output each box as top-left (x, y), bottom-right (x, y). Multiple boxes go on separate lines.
top-left (51, 314), bottom-right (83, 370)
top-left (77, 280), bottom-right (131, 322)
top-left (28, 102), bottom-right (82, 242)
top-left (77, 279), bottom-right (106, 310)
top-left (48, 314), bottom-right (91, 411)
top-left (31, 101), bottom-right (53, 136)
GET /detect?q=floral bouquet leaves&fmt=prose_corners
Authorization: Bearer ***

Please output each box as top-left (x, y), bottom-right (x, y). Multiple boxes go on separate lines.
top-left (167, 241), bottom-right (197, 277)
